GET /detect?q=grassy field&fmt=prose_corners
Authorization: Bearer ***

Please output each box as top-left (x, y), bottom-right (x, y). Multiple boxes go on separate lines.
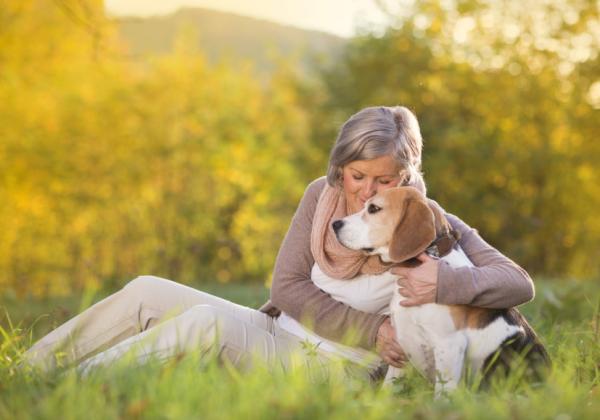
top-left (1, 279), bottom-right (599, 419)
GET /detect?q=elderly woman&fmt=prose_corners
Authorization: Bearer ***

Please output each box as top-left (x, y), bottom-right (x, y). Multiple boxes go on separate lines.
top-left (24, 106), bottom-right (534, 380)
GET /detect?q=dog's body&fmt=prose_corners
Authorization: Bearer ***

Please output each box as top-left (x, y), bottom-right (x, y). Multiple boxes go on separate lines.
top-left (329, 187), bottom-right (549, 396)
top-left (386, 246), bottom-right (523, 394)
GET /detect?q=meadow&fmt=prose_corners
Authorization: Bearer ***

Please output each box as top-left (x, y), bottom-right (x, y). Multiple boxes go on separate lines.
top-left (1, 278), bottom-right (598, 419)
top-left (1, 1), bottom-right (599, 418)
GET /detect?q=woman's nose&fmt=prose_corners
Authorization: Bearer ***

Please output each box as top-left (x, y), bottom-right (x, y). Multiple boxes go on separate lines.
top-left (364, 180), bottom-right (377, 197)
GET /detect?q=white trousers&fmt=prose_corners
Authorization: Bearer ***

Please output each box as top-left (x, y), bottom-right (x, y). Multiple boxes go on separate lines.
top-left (24, 276), bottom-right (376, 381)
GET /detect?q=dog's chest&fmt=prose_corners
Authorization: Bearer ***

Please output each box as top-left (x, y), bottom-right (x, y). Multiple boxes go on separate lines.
top-left (390, 248), bottom-right (474, 335)
top-left (389, 289), bottom-right (456, 337)
top-left (311, 264), bottom-right (397, 314)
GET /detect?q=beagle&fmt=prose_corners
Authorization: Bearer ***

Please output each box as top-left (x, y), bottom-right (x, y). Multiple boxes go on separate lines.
top-left (331, 187), bottom-right (550, 396)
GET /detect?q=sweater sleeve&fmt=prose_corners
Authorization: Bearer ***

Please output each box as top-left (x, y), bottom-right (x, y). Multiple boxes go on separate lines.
top-left (268, 177), bottom-right (387, 350)
top-left (436, 213), bottom-right (535, 308)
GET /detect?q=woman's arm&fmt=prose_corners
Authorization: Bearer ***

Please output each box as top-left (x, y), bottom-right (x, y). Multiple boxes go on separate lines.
top-left (266, 177), bottom-right (387, 350)
top-left (436, 213), bottom-right (535, 308)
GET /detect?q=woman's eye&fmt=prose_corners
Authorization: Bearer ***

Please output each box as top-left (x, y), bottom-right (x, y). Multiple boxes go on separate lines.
top-left (379, 180), bottom-right (391, 185)
top-left (368, 204), bottom-right (381, 214)
top-left (352, 175), bottom-right (363, 181)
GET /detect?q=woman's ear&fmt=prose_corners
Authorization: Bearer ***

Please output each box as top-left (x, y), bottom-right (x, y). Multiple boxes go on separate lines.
top-left (388, 198), bottom-right (436, 262)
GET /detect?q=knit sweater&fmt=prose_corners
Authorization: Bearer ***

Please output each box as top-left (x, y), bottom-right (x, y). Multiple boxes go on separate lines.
top-left (259, 177), bottom-right (535, 350)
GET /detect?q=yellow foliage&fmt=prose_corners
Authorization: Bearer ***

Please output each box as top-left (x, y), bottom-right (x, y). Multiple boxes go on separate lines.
top-left (0, 1), bottom-right (312, 297)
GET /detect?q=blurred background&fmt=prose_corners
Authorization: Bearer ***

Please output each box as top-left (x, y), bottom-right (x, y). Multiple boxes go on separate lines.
top-left (1, 0), bottom-right (599, 300)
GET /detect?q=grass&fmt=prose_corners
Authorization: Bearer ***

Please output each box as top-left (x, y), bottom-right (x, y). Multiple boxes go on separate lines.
top-left (1, 279), bottom-right (599, 419)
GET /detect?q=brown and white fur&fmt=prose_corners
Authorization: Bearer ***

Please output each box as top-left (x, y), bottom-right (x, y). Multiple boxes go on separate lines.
top-left (331, 187), bottom-right (550, 396)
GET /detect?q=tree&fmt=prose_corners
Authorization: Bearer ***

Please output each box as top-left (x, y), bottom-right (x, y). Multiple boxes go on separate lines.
top-left (303, 0), bottom-right (600, 278)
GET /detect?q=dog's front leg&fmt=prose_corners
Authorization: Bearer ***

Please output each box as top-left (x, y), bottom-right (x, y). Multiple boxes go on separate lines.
top-left (432, 333), bottom-right (468, 399)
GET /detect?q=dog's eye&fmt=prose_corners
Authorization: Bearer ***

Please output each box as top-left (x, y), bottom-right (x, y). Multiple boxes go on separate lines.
top-left (367, 204), bottom-right (381, 214)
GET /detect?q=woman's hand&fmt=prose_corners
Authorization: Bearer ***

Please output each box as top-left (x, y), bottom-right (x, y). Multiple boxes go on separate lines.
top-left (376, 318), bottom-right (407, 367)
top-left (391, 253), bottom-right (439, 307)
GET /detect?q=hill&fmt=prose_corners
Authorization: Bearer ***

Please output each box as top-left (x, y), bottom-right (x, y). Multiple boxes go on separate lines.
top-left (115, 7), bottom-right (345, 72)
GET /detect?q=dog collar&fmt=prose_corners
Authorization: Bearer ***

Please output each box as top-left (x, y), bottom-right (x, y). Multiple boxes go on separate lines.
top-left (425, 229), bottom-right (461, 258)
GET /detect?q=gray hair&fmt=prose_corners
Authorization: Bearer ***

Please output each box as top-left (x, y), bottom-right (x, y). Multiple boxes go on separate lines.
top-left (326, 106), bottom-right (426, 193)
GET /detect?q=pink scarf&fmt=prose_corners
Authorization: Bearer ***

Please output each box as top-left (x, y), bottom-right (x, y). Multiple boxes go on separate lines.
top-left (310, 184), bottom-right (393, 279)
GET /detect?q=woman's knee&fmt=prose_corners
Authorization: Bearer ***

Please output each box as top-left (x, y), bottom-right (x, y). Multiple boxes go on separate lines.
top-left (123, 275), bottom-right (170, 294)
top-left (120, 276), bottom-right (179, 311)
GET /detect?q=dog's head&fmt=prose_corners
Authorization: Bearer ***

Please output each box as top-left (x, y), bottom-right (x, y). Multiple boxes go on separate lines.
top-left (332, 187), bottom-right (453, 263)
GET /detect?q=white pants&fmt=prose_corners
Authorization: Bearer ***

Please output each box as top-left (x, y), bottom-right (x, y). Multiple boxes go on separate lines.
top-left (24, 276), bottom-right (377, 381)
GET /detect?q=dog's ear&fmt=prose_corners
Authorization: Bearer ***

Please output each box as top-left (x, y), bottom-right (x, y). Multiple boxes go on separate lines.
top-left (427, 199), bottom-right (452, 235)
top-left (389, 197), bottom-right (436, 262)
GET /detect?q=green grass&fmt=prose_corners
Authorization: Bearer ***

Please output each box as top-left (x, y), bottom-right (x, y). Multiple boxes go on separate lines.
top-left (1, 280), bottom-right (599, 419)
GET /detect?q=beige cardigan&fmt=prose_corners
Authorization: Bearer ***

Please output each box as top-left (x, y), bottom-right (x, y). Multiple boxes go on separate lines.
top-left (259, 177), bottom-right (535, 350)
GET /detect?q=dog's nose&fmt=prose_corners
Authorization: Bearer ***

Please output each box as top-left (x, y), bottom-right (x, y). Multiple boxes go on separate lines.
top-left (332, 220), bottom-right (344, 233)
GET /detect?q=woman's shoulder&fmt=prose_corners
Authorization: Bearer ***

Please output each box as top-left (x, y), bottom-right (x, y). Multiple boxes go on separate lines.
top-left (291, 177), bottom-right (328, 226)
top-left (299, 176), bottom-right (328, 207)
top-left (305, 176), bottom-right (328, 196)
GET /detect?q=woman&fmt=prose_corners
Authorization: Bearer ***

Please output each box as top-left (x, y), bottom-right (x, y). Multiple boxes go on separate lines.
top-left (23, 106), bottom-right (534, 380)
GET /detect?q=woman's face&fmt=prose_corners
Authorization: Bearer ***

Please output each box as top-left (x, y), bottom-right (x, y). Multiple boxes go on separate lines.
top-left (342, 155), bottom-right (403, 214)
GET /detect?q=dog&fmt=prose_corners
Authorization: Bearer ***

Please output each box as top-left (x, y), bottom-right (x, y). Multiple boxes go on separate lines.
top-left (330, 186), bottom-right (550, 396)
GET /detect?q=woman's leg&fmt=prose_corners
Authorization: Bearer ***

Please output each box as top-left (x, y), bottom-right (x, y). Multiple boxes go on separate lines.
top-left (24, 275), bottom-right (264, 372)
top-left (77, 304), bottom-right (360, 383)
